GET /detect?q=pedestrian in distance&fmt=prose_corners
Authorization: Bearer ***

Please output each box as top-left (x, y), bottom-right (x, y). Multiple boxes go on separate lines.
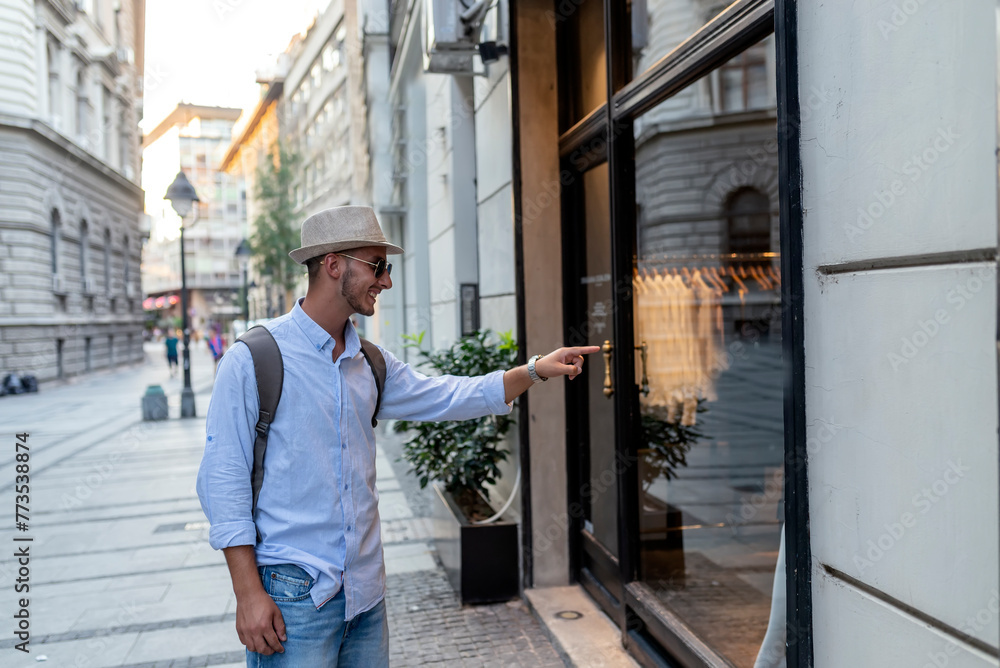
top-left (165, 329), bottom-right (179, 377)
top-left (196, 206), bottom-right (599, 667)
top-left (207, 325), bottom-right (227, 374)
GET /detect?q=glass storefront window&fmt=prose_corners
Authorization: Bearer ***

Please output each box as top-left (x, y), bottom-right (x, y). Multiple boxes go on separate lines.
top-left (631, 41), bottom-right (783, 668)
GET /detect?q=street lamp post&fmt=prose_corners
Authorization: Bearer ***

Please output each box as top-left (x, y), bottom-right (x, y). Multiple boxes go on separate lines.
top-left (234, 238), bottom-right (251, 321)
top-left (164, 171), bottom-right (200, 419)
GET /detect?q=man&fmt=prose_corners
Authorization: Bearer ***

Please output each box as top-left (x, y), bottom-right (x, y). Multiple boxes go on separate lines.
top-left (196, 206), bottom-right (598, 666)
top-left (165, 329), bottom-right (179, 377)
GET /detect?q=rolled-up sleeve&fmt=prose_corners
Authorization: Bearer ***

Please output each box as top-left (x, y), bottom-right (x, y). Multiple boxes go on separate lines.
top-left (378, 347), bottom-right (513, 422)
top-left (196, 344), bottom-right (260, 549)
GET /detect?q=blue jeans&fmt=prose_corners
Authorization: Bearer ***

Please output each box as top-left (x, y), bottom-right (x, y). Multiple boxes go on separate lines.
top-left (247, 564), bottom-right (389, 668)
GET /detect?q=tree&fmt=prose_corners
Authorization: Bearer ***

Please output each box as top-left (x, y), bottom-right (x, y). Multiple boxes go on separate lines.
top-left (250, 141), bottom-right (301, 313)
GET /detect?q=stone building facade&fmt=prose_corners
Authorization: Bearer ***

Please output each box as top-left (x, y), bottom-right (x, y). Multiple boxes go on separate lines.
top-left (0, 0), bottom-right (146, 382)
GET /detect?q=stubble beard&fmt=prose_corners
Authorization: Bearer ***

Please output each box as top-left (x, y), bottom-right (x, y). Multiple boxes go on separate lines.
top-left (341, 265), bottom-right (375, 317)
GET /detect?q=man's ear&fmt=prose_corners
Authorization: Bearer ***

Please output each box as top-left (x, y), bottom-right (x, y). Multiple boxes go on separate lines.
top-left (324, 254), bottom-right (342, 279)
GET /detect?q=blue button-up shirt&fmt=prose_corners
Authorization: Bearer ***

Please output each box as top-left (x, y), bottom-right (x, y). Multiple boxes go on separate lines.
top-left (196, 300), bottom-right (512, 618)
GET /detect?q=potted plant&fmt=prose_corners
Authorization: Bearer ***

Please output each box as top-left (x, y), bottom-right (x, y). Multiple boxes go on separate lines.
top-left (393, 330), bottom-right (520, 604)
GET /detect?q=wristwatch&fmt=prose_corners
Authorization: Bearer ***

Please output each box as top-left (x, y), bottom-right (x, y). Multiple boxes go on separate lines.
top-left (527, 354), bottom-right (548, 383)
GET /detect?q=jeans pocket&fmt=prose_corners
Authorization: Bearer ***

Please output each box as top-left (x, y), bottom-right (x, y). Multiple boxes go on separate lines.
top-left (261, 565), bottom-right (314, 602)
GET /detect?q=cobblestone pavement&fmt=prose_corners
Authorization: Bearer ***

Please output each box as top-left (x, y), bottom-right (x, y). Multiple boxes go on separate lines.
top-left (387, 569), bottom-right (565, 667)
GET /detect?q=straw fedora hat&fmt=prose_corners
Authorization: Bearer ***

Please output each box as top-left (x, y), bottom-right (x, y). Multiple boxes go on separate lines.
top-left (288, 206), bottom-right (405, 264)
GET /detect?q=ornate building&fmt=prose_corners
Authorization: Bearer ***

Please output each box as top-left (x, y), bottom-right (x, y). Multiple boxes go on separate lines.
top-left (0, 0), bottom-right (146, 381)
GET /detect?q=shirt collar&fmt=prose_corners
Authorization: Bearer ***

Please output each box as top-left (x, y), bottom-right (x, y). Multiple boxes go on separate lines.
top-left (291, 298), bottom-right (362, 359)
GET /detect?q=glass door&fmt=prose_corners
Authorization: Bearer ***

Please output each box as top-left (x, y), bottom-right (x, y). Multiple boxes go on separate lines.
top-left (567, 160), bottom-right (626, 616)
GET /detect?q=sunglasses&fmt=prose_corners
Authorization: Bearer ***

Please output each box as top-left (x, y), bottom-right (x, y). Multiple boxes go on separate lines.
top-left (336, 253), bottom-right (392, 279)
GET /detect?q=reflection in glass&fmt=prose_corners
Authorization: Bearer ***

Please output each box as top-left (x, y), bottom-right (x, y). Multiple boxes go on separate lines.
top-left (562, 0), bottom-right (607, 128)
top-left (719, 42), bottom-right (771, 112)
top-left (632, 36), bottom-right (783, 668)
top-left (632, 1), bottom-right (740, 82)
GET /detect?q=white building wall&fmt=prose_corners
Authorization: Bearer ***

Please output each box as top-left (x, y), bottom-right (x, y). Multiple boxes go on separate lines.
top-left (798, 0), bottom-right (999, 664)
top-left (393, 11), bottom-right (431, 362)
top-left (474, 59), bottom-right (516, 336)
top-left (472, 34), bottom-right (519, 515)
top-left (360, 0), bottom-right (399, 350)
top-left (0, 0), bottom-right (37, 117)
top-left (425, 73), bottom-right (479, 351)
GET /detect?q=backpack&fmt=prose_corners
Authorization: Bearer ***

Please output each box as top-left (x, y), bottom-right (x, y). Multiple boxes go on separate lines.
top-left (235, 325), bottom-right (386, 542)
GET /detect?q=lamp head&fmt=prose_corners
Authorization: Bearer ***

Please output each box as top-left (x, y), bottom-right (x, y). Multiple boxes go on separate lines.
top-left (164, 171), bottom-right (199, 218)
top-left (234, 238), bottom-right (252, 258)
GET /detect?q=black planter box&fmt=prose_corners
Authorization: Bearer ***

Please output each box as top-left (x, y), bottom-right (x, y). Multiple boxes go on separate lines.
top-left (431, 483), bottom-right (519, 604)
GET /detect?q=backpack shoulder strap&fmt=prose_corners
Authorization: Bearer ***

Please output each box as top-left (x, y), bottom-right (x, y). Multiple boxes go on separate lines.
top-left (236, 325), bottom-right (283, 543)
top-left (358, 337), bottom-right (386, 428)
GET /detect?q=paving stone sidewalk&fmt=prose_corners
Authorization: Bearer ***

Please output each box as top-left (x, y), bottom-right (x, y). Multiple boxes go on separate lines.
top-left (387, 569), bottom-right (564, 667)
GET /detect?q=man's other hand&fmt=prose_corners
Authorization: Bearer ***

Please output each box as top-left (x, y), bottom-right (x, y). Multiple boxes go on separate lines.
top-left (235, 587), bottom-right (287, 655)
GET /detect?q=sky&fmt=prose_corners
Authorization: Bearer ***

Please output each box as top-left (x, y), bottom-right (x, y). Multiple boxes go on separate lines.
top-left (141, 0), bottom-right (331, 133)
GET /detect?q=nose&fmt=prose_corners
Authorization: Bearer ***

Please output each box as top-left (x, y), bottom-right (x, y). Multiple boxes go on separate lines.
top-left (377, 268), bottom-right (392, 290)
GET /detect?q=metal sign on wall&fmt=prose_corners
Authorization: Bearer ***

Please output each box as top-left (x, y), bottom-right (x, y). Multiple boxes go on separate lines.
top-left (460, 283), bottom-right (479, 336)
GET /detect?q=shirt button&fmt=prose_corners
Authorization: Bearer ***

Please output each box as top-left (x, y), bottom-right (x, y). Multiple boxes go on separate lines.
top-left (341, 443), bottom-right (346, 449)
top-left (346, 525), bottom-right (351, 532)
top-left (344, 484), bottom-right (349, 490)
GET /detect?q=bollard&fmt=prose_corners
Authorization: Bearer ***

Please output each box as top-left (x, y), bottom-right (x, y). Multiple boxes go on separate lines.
top-left (142, 385), bottom-right (169, 421)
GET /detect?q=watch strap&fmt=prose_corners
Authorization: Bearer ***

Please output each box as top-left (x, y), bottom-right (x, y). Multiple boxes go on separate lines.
top-left (528, 354), bottom-right (548, 383)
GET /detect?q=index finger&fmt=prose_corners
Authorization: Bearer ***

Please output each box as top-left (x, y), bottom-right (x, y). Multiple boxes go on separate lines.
top-left (568, 346), bottom-right (601, 355)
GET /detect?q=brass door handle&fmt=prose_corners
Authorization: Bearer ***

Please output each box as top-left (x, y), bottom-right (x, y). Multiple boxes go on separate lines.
top-left (635, 341), bottom-right (649, 396)
top-left (602, 340), bottom-right (614, 397)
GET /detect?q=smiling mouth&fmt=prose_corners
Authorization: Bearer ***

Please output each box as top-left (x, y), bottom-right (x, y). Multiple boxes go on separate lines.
top-left (368, 290), bottom-right (379, 301)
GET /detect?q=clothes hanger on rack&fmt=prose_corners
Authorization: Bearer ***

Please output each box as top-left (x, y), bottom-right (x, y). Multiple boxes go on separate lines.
top-left (749, 264), bottom-right (772, 290)
top-left (728, 266), bottom-right (749, 299)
